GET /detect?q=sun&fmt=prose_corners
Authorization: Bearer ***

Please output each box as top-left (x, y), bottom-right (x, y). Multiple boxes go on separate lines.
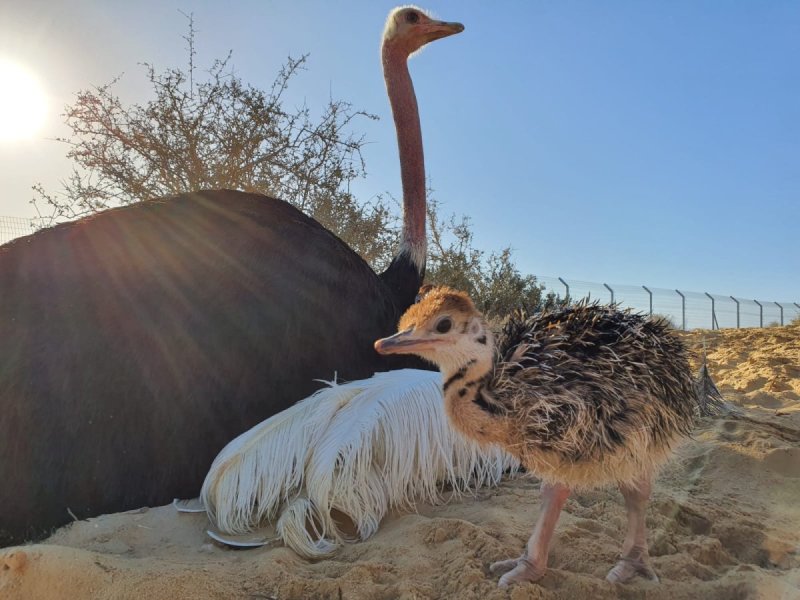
top-left (0, 59), bottom-right (47, 142)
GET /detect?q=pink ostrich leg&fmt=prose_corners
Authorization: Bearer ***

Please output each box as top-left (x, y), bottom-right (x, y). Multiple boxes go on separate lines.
top-left (606, 477), bottom-right (659, 583)
top-left (490, 482), bottom-right (571, 588)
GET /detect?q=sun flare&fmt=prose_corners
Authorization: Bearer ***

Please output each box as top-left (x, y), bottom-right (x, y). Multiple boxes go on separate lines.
top-left (0, 59), bottom-right (47, 142)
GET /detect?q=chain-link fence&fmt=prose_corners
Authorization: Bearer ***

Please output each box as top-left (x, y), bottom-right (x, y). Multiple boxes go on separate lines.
top-left (536, 276), bottom-right (800, 331)
top-left (0, 216), bottom-right (39, 245)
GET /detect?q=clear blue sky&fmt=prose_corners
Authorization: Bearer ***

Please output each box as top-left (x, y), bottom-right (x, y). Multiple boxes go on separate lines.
top-left (1, 1), bottom-right (797, 301)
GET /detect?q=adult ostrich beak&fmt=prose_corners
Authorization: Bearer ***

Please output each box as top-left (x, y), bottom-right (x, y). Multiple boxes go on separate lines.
top-left (375, 329), bottom-right (440, 355)
top-left (426, 20), bottom-right (465, 42)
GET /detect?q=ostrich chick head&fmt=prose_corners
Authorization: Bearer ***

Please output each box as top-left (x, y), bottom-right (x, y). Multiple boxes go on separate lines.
top-left (375, 286), bottom-right (493, 374)
top-left (383, 6), bottom-right (465, 56)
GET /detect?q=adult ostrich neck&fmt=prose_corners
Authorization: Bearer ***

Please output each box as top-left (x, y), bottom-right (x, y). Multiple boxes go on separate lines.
top-left (380, 39), bottom-right (427, 308)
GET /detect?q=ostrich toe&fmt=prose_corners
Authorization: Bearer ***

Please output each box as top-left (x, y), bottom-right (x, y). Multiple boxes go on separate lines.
top-left (493, 557), bottom-right (547, 588)
top-left (489, 555), bottom-right (524, 575)
top-left (606, 555), bottom-right (659, 584)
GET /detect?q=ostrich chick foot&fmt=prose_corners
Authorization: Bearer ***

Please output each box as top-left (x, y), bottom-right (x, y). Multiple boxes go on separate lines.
top-left (606, 555), bottom-right (659, 584)
top-left (490, 556), bottom-right (546, 588)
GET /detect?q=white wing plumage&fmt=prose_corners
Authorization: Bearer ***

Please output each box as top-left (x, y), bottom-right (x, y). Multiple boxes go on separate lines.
top-left (200, 369), bottom-right (519, 558)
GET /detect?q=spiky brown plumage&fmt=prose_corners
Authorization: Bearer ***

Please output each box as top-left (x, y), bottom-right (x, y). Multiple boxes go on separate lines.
top-left (488, 302), bottom-right (697, 487)
top-left (380, 288), bottom-right (698, 487)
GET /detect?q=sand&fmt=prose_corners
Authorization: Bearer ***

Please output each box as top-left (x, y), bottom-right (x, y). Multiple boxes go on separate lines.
top-left (2, 324), bottom-right (799, 600)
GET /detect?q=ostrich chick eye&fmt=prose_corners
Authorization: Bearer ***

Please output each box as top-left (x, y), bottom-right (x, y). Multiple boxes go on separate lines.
top-left (405, 11), bottom-right (420, 24)
top-left (435, 318), bottom-right (452, 334)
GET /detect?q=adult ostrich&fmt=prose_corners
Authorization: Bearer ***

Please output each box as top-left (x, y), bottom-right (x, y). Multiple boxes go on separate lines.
top-left (0, 6), bottom-right (463, 546)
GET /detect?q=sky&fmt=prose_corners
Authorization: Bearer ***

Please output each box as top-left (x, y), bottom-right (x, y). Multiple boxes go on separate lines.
top-left (0, 1), bottom-right (798, 302)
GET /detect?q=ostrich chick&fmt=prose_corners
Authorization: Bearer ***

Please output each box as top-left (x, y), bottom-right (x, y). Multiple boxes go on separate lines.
top-left (375, 286), bottom-right (700, 588)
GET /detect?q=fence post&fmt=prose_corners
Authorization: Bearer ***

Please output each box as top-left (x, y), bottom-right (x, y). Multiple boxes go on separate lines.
top-left (775, 302), bottom-right (784, 326)
top-left (558, 277), bottom-right (570, 303)
top-left (754, 300), bottom-right (763, 328)
top-left (730, 296), bottom-right (740, 329)
top-left (676, 290), bottom-right (686, 330)
top-left (642, 286), bottom-right (653, 316)
top-left (604, 283), bottom-right (614, 305)
top-left (704, 293), bottom-right (717, 330)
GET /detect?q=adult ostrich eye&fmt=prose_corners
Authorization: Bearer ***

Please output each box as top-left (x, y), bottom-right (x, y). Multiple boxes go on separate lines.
top-left (435, 318), bottom-right (452, 334)
top-left (405, 11), bottom-right (420, 24)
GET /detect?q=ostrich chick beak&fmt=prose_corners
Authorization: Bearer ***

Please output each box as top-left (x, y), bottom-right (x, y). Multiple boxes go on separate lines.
top-left (375, 329), bottom-right (441, 355)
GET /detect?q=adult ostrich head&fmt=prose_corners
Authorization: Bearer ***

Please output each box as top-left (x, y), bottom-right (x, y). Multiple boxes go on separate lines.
top-left (380, 7), bottom-right (464, 303)
top-left (383, 6), bottom-right (465, 56)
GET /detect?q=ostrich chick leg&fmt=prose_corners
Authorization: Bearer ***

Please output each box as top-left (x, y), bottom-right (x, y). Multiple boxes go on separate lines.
top-left (606, 477), bottom-right (659, 583)
top-left (490, 482), bottom-right (570, 588)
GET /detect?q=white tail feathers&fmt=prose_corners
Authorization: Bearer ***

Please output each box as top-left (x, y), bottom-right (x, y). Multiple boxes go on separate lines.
top-left (200, 369), bottom-right (519, 558)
